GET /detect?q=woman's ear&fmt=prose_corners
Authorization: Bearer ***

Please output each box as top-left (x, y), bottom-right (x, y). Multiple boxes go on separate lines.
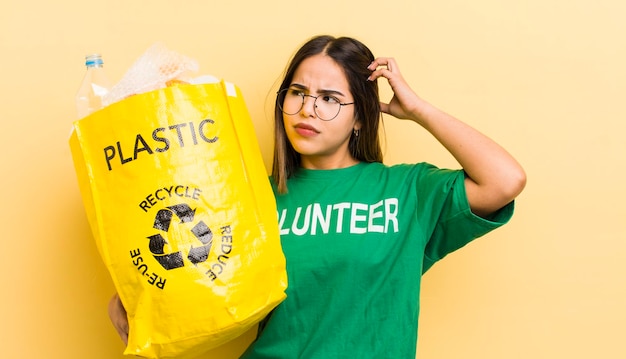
top-left (353, 122), bottom-right (362, 138)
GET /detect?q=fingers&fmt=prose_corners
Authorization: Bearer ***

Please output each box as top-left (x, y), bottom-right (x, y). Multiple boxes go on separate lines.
top-left (368, 57), bottom-right (396, 71)
top-left (108, 293), bottom-right (129, 345)
top-left (368, 57), bottom-right (400, 113)
top-left (367, 57), bottom-right (399, 81)
top-left (367, 57), bottom-right (420, 119)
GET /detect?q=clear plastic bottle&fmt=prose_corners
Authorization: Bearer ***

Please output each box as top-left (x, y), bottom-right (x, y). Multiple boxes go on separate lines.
top-left (75, 54), bottom-right (112, 119)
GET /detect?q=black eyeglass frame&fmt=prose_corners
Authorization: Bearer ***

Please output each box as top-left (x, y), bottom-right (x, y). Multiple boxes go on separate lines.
top-left (277, 88), bottom-right (355, 121)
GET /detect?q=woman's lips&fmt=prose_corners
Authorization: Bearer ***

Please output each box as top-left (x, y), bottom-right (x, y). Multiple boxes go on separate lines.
top-left (294, 123), bottom-right (320, 137)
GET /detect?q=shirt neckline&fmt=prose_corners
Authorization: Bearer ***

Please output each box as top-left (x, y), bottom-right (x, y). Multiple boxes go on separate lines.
top-left (292, 162), bottom-right (371, 180)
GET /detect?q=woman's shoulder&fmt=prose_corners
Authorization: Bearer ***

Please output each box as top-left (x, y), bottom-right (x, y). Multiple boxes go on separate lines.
top-left (365, 162), bottom-right (464, 191)
top-left (363, 161), bottom-right (439, 174)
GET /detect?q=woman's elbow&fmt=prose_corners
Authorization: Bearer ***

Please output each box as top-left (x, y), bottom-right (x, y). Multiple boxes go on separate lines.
top-left (505, 166), bottom-right (527, 201)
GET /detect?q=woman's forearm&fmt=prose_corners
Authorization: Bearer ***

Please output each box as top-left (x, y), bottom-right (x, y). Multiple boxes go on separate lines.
top-left (409, 97), bottom-right (527, 217)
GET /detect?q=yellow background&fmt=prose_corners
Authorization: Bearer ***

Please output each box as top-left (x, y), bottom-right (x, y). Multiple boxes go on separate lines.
top-left (1, 0), bottom-right (624, 358)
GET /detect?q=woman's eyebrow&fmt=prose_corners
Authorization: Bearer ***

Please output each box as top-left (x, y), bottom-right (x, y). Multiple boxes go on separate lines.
top-left (289, 83), bottom-right (347, 97)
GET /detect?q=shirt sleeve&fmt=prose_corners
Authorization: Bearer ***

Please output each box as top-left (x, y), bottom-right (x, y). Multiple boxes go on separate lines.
top-left (418, 166), bottom-right (515, 273)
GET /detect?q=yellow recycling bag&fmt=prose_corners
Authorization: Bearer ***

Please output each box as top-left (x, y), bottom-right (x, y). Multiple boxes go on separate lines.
top-left (69, 82), bottom-right (287, 358)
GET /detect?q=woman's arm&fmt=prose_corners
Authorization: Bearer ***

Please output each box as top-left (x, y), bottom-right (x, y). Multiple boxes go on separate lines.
top-left (108, 293), bottom-right (129, 344)
top-left (368, 58), bottom-right (526, 217)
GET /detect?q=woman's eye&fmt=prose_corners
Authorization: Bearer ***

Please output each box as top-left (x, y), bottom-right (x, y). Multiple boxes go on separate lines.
top-left (288, 89), bottom-right (305, 97)
top-left (321, 95), bottom-right (340, 104)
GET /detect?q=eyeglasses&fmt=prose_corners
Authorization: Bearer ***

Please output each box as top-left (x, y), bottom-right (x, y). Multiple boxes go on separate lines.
top-left (277, 88), bottom-right (354, 121)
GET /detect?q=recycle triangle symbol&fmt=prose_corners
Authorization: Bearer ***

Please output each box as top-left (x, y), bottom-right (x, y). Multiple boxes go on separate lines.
top-left (147, 203), bottom-right (213, 270)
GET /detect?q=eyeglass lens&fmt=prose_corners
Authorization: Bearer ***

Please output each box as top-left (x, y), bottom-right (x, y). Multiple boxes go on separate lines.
top-left (278, 89), bottom-right (345, 121)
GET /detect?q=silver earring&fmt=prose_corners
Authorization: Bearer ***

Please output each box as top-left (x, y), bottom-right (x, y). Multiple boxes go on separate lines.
top-left (353, 129), bottom-right (360, 137)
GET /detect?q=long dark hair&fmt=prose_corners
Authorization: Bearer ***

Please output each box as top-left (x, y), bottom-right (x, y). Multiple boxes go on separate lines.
top-left (272, 35), bottom-right (383, 194)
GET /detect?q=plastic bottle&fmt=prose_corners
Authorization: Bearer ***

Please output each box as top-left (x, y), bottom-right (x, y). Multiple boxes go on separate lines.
top-left (75, 54), bottom-right (112, 119)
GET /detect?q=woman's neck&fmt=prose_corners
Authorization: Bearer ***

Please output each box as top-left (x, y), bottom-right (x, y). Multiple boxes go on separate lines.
top-left (300, 154), bottom-right (359, 170)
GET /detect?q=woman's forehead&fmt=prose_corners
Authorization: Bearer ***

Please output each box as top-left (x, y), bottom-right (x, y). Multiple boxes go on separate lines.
top-left (291, 54), bottom-right (350, 92)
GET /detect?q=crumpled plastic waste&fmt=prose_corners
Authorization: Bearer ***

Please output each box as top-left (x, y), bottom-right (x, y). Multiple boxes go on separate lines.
top-left (103, 43), bottom-right (201, 106)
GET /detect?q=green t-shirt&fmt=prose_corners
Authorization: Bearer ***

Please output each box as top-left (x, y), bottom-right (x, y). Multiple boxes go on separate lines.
top-left (241, 162), bottom-right (514, 359)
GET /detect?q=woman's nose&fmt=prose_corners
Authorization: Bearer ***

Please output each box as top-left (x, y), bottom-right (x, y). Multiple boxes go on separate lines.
top-left (300, 95), bottom-right (317, 117)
